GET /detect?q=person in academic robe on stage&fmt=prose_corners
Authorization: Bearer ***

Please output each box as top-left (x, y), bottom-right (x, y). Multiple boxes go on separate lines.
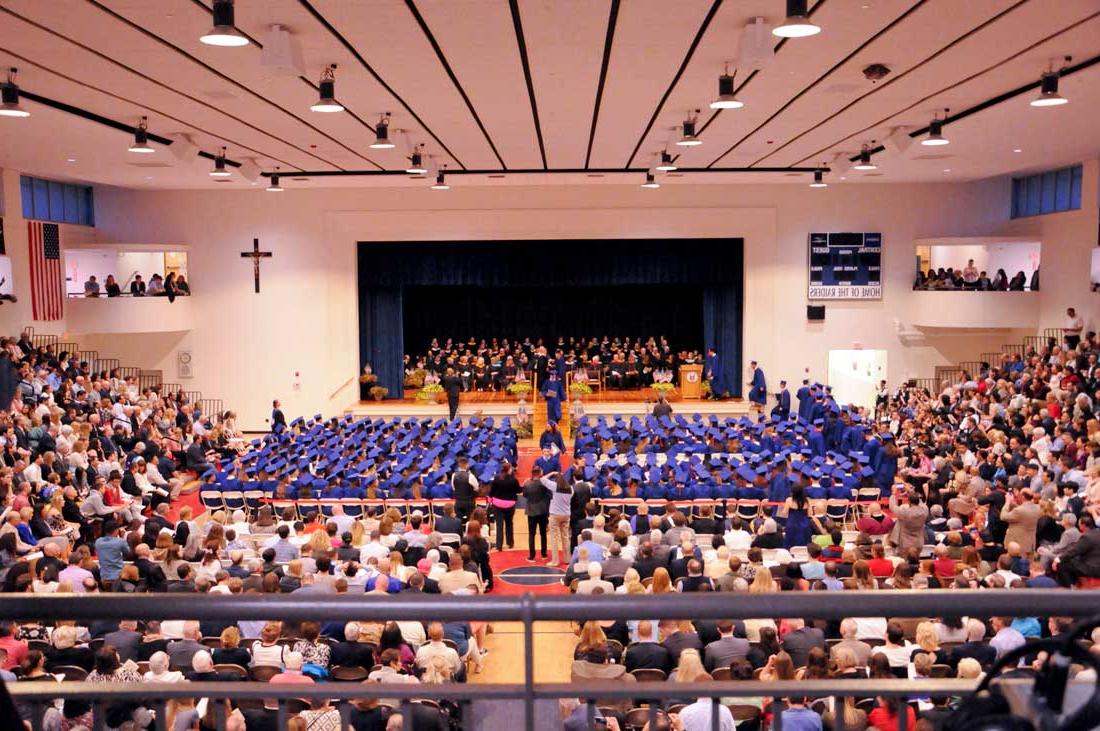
top-left (533, 347), bottom-right (549, 389)
top-left (271, 400), bottom-right (287, 433)
top-left (543, 372), bottom-right (563, 424)
top-left (747, 360), bottom-right (767, 413)
top-left (771, 380), bottom-right (791, 419)
top-left (442, 368), bottom-right (463, 421)
top-left (705, 348), bottom-right (726, 400)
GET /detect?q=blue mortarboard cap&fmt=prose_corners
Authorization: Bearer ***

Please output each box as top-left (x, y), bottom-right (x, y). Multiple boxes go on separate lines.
top-left (736, 464), bottom-right (757, 483)
top-left (627, 466), bottom-right (642, 481)
top-left (881, 433), bottom-right (894, 440)
top-left (856, 454), bottom-right (870, 464)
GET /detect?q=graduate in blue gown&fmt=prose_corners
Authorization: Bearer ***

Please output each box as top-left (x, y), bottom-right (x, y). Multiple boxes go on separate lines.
top-left (807, 423), bottom-right (826, 458)
top-left (771, 380), bottom-right (791, 419)
top-left (543, 372), bottom-right (563, 424)
top-left (796, 380), bottom-right (814, 422)
top-left (782, 484), bottom-right (814, 549)
top-left (705, 347), bottom-right (727, 399)
top-left (747, 361), bottom-right (767, 412)
top-left (873, 433), bottom-right (899, 492)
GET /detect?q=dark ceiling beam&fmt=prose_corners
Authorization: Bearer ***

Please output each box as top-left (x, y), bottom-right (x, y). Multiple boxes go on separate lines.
top-left (261, 166), bottom-right (826, 178)
top-left (296, 0), bottom-right (466, 170)
top-left (507, 0), bottom-right (546, 169)
top-left (83, 0), bottom-right (368, 170)
top-left (750, 0), bottom-right (1029, 168)
top-left (623, 0), bottom-right (724, 169)
top-left (403, 0), bottom-right (506, 169)
top-left (584, 0), bottom-right (621, 169)
top-left (705, 0), bottom-right (927, 168)
top-left (844, 50), bottom-right (1100, 163)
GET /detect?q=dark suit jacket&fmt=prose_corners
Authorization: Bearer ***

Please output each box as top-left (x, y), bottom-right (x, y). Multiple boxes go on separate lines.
top-left (624, 641), bottom-right (672, 674)
top-left (135, 558), bottom-right (167, 593)
top-left (632, 556), bottom-right (663, 580)
top-left (45, 646), bottom-right (95, 672)
top-left (781, 627), bottom-right (826, 668)
top-left (950, 641), bottom-right (997, 669)
top-left (102, 629), bottom-right (143, 663)
top-left (662, 632), bottom-right (704, 665)
top-left (331, 641), bottom-right (377, 669)
top-left (703, 637), bottom-right (751, 672)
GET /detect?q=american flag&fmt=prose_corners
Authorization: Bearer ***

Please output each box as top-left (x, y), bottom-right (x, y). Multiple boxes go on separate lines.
top-left (27, 221), bottom-right (63, 321)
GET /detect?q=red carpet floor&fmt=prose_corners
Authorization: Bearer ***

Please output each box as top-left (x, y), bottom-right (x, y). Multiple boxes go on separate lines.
top-left (489, 549), bottom-right (568, 595)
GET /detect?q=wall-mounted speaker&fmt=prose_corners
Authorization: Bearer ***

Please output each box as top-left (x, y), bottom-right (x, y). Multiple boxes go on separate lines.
top-left (177, 350), bottom-right (193, 379)
top-left (807, 305), bottom-right (826, 321)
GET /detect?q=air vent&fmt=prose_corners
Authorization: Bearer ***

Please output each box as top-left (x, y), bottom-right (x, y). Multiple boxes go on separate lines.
top-left (126, 161), bottom-right (173, 168)
top-left (202, 89), bottom-right (237, 100)
top-left (912, 153), bottom-right (954, 161)
top-left (586, 174), bottom-right (605, 178)
top-left (784, 172), bottom-right (801, 177)
top-left (214, 179), bottom-right (232, 183)
top-left (488, 174), bottom-right (506, 179)
top-left (292, 177), bottom-right (309, 182)
top-left (666, 173), bottom-right (683, 178)
top-left (862, 173), bottom-right (884, 177)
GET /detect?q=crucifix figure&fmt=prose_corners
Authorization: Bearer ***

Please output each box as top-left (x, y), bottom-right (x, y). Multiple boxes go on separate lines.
top-left (240, 238), bottom-right (272, 293)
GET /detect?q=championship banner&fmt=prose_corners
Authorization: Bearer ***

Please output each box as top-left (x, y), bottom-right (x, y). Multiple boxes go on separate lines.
top-left (808, 232), bottom-right (881, 300)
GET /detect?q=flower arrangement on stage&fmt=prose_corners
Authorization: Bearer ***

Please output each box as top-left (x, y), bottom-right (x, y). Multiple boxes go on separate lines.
top-left (359, 369), bottom-right (378, 386)
top-left (368, 385), bottom-right (389, 401)
top-left (506, 382), bottom-right (532, 397)
top-left (651, 382), bottom-right (676, 394)
top-left (404, 368), bottom-right (427, 388)
top-left (701, 380), bottom-right (712, 397)
top-left (569, 382), bottom-right (593, 396)
top-left (415, 383), bottom-right (444, 402)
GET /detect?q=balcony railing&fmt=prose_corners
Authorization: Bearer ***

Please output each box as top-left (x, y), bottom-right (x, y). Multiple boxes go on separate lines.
top-left (3, 590), bottom-right (1097, 731)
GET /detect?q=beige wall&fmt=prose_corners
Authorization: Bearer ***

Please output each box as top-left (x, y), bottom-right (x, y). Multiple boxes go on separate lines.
top-left (5, 162), bottom-right (1097, 430)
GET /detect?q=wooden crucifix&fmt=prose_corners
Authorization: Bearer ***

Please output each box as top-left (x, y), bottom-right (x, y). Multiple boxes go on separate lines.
top-left (240, 238), bottom-right (272, 293)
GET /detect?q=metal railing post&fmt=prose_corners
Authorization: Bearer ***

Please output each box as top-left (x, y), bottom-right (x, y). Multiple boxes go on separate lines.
top-left (522, 592), bottom-right (536, 731)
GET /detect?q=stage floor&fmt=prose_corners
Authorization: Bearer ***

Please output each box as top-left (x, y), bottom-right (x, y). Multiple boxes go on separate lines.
top-left (346, 388), bottom-right (751, 420)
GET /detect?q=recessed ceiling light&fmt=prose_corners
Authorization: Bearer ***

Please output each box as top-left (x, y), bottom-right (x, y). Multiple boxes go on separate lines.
top-left (1013, 148), bottom-right (1022, 153)
top-left (66, 158), bottom-right (76, 163)
top-left (943, 168), bottom-right (951, 172)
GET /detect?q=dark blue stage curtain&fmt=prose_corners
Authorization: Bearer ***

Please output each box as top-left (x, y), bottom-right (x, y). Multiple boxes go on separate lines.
top-left (357, 285), bottom-right (404, 398)
top-left (704, 286), bottom-right (744, 398)
top-left (357, 239), bottom-right (743, 399)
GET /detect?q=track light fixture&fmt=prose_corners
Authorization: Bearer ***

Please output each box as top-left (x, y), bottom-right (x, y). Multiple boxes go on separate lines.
top-left (676, 112), bottom-right (702, 146)
top-left (853, 144), bottom-right (877, 171)
top-left (432, 164), bottom-right (449, 190)
top-left (209, 147), bottom-right (232, 177)
top-left (371, 114), bottom-right (395, 149)
top-left (310, 65), bottom-right (344, 113)
top-left (200, 0), bottom-right (249, 47)
top-left (266, 167), bottom-right (284, 191)
top-left (655, 151), bottom-right (677, 172)
top-left (128, 116), bottom-right (154, 153)
top-left (810, 169), bottom-right (827, 188)
top-left (922, 110), bottom-right (950, 146)
top-left (406, 144), bottom-right (428, 175)
top-left (641, 171), bottom-right (661, 189)
top-left (710, 67), bottom-right (743, 110)
top-left (0, 67), bottom-right (29, 118)
top-left (1031, 67), bottom-right (1069, 107)
top-left (773, 0), bottom-right (821, 38)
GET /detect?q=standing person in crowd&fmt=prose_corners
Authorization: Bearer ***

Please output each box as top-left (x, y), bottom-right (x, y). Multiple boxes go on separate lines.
top-left (523, 465), bottom-right (551, 563)
top-left (547, 470), bottom-right (573, 567)
top-left (747, 360), bottom-right (767, 414)
top-left (1065, 307), bottom-right (1084, 350)
top-left (442, 367), bottom-right (462, 421)
top-left (83, 275), bottom-right (100, 297)
top-left (270, 399), bottom-right (286, 432)
top-left (488, 461), bottom-right (520, 552)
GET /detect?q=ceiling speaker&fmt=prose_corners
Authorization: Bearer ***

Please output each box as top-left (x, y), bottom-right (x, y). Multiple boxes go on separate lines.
top-left (737, 17), bottom-right (774, 70)
top-left (260, 25), bottom-right (306, 77)
top-left (883, 126), bottom-right (915, 156)
top-left (167, 133), bottom-right (200, 163)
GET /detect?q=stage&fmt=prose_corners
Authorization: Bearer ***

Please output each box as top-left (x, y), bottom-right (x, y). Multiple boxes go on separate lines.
top-left (345, 387), bottom-right (752, 427)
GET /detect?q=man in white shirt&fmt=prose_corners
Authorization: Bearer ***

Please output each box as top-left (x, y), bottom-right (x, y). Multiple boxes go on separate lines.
top-left (871, 621), bottom-right (915, 668)
top-left (359, 530), bottom-right (390, 564)
top-left (575, 562), bottom-right (614, 595)
top-left (723, 518), bottom-right (753, 550)
top-left (677, 696), bottom-right (735, 731)
top-left (1065, 307), bottom-right (1084, 350)
top-left (414, 622), bottom-right (462, 676)
top-left (962, 259), bottom-right (979, 287)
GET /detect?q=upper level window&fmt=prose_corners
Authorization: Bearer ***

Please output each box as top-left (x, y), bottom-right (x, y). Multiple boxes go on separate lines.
top-left (20, 175), bottom-right (95, 226)
top-left (1011, 164), bottom-right (1082, 219)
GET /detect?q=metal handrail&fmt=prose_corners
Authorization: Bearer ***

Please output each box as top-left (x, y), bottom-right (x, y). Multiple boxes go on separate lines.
top-left (4, 589), bottom-right (1098, 623)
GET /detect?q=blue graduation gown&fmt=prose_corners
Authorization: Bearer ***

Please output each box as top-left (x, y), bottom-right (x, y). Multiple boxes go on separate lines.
top-left (706, 354), bottom-right (726, 396)
top-left (771, 389), bottom-right (791, 418)
top-left (539, 430), bottom-right (565, 453)
top-left (543, 382), bottom-right (562, 423)
top-left (796, 387), bottom-right (813, 421)
top-left (807, 429), bottom-right (826, 458)
top-left (535, 454), bottom-right (561, 475)
top-left (874, 454), bottom-right (898, 491)
top-left (749, 368), bottom-right (767, 405)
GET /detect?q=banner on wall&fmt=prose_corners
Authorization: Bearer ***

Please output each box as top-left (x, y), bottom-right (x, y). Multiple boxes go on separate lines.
top-left (808, 232), bottom-right (882, 300)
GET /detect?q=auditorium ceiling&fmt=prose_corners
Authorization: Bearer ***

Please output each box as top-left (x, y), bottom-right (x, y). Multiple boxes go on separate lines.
top-left (0, 0), bottom-right (1097, 189)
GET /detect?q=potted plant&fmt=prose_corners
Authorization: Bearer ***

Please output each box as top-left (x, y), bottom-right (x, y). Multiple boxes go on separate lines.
top-left (506, 382), bottom-right (532, 399)
top-left (404, 369), bottom-right (426, 389)
top-left (569, 382), bottom-right (593, 398)
top-left (368, 385), bottom-right (389, 401)
top-left (701, 380), bottom-right (712, 398)
top-left (415, 383), bottom-right (444, 403)
top-left (651, 382), bottom-right (676, 398)
top-left (359, 366), bottom-right (378, 401)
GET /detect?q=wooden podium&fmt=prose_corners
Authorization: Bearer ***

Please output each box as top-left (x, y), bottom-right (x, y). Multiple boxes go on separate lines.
top-left (680, 364), bottom-right (704, 399)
